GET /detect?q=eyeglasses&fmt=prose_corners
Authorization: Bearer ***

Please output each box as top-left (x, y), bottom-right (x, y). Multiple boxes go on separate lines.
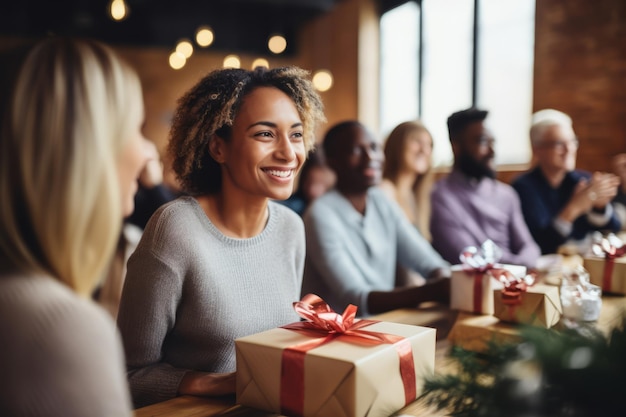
top-left (541, 139), bottom-right (579, 150)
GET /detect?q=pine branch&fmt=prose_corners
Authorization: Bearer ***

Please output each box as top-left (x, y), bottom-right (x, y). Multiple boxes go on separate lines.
top-left (419, 316), bottom-right (626, 416)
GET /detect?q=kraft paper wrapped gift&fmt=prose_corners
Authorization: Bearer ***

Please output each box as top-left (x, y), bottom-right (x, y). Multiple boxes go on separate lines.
top-left (451, 263), bottom-right (526, 315)
top-left (448, 313), bottom-right (522, 353)
top-left (235, 296), bottom-right (436, 417)
top-left (494, 283), bottom-right (562, 328)
top-left (583, 255), bottom-right (626, 295)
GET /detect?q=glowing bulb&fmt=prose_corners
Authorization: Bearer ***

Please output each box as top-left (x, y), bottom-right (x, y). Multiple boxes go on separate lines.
top-left (252, 58), bottom-right (269, 69)
top-left (268, 35), bottom-right (287, 54)
top-left (176, 39), bottom-right (193, 58)
top-left (109, 0), bottom-right (127, 21)
top-left (169, 51), bottom-right (186, 70)
top-left (312, 69), bottom-right (333, 92)
top-left (196, 26), bottom-right (214, 47)
top-left (223, 55), bottom-right (241, 68)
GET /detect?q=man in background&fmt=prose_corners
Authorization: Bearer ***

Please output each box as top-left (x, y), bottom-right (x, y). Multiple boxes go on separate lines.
top-left (512, 109), bottom-right (620, 254)
top-left (430, 107), bottom-right (540, 268)
top-left (302, 120), bottom-right (450, 316)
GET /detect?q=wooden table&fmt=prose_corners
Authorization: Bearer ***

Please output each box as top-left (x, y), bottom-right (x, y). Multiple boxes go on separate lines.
top-left (134, 302), bottom-right (457, 417)
top-left (135, 297), bottom-right (626, 417)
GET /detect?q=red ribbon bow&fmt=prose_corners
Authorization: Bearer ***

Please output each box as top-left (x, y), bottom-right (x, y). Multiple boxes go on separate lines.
top-left (279, 294), bottom-right (416, 417)
top-left (498, 271), bottom-right (536, 306)
top-left (593, 236), bottom-right (626, 291)
top-left (459, 241), bottom-right (504, 313)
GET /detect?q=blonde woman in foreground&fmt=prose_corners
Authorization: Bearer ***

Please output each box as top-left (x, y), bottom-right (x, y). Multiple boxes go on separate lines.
top-left (0, 37), bottom-right (150, 416)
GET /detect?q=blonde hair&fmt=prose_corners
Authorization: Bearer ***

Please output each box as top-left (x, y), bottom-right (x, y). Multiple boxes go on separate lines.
top-left (168, 66), bottom-right (326, 195)
top-left (382, 120), bottom-right (434, 240)
top-left (0, 37), bottom-right (143, 296)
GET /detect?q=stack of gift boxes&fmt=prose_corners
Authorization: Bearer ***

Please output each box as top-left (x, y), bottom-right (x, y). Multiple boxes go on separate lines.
top-left (230, 236), bottom-right (625, 417)
top-left (449, 237), bottom-right (625, 352)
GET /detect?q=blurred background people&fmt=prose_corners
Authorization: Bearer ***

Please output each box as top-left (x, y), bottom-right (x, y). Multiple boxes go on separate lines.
top-left (93, 141), bottom-right (167, 319)
top-left (512, 109), bottom-right (620, 254)
top-left (126, 140), bottom-right (179, 230)
top-left (116, 66), bottom-right (326, 408)
top-left (94, 138), bottom-right (180, 319)
top-left (430, 108), bottom-right (540, 269)
top-left (279, 147), bottom-right (335, 216)
top-left (0, 37), bottom-right (151, 416)
top-left (302, 120), bottom-right (450, 317)
top-left (380, 120), bottom-right (434, 241)
top-left (611, 153), bottom-right (626, 230)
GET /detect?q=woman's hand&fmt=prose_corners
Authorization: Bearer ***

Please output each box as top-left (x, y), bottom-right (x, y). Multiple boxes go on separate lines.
top-left (178, 371), bottom-right (236, 397)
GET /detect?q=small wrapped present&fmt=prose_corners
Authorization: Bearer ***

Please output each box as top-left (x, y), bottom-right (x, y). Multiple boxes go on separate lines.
top-left (448, 314), bottom-right (522, 353)
top-left (493, 272), bottom-right (562, 328)
top-left (235, 294), bottom-right (436, 417)
top-left (583, 233), bottom-right (626, 295)
top-left (451, 240), bottom-right (526, 315)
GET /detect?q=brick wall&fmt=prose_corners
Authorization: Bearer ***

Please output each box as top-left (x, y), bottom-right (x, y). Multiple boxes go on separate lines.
top-left (533, 0), bottom-right (626, 173)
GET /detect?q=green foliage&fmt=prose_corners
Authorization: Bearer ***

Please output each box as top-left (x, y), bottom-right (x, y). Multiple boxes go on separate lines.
top-left (419, 318), bottom-right (626, 417)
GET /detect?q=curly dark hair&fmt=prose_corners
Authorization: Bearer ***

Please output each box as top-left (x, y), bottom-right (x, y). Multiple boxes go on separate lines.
top-left (168, 66), bottom-right (326, 195)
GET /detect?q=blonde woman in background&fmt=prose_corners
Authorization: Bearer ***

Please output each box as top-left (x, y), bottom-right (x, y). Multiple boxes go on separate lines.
top-left (0, 37), bottom-right (151, 416)
top-left (380, 120), bottom-right (435, 242)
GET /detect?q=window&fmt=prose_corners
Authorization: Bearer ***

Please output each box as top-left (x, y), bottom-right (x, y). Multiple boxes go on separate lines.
top-left (380, 0), bottom-right (535, 167)
top-left (380, 1), bottom-right (420, 136)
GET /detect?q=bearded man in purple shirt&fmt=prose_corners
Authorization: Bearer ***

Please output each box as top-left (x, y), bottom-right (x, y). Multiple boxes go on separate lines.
top-left (429, 108), bottom-right (540, 269)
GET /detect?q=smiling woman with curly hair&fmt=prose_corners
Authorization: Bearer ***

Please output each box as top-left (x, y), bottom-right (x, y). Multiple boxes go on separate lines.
top-left (117, 66), bottom-right (326, 408)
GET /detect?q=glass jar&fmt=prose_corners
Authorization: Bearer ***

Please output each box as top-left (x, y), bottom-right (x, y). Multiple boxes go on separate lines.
top-left (560, 266), bottom-right (602, 322)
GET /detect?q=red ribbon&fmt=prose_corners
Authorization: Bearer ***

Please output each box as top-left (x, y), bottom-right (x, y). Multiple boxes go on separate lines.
top-left (279, 294), bottom-right (416, 417)
top-left (462, 265), bottom-right (506, 313)
top-left (494, 271), bottom-right (537, 322)
top-left (599, 245), bottom-right (626, 292)
top-left (499, 271), bottom-right (534, 305)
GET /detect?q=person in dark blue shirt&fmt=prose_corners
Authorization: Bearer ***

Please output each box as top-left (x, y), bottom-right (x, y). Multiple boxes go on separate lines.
top-left (512, 109), bottom-right (621, 254)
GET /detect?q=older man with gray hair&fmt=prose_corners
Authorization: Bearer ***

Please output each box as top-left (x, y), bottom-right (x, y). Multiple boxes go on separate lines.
top-left (512, 109), bottom-right (621, 254)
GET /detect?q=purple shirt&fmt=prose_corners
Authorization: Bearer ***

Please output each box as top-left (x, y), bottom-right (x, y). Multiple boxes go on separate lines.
top-left (430, 169), bottom-right (540, 268)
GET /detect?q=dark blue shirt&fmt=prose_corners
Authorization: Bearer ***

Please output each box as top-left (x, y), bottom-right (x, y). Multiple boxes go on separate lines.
top-left (512, 167), bottom-right (621, 254)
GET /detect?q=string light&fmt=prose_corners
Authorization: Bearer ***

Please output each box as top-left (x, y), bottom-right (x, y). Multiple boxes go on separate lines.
top-left (109, 0), bottom-right (128, 21)
top-left (267, 34), bottom-right (287, 54)
top-left (252, 58), bottom-right (269, 69)
top-left (175, 39), bottom-right (194, 58)
top-left (169, 51), bottom-right (186, 70)
top-left (223, 55), bottom-right (241, 68)
top-left (196, 26), bottom-right (214, 47)
top-left (312, 69), bottom-right (333, 92)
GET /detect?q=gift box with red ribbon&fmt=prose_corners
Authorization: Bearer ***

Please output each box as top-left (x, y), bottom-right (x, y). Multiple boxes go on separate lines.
top-left (583, 234), bottom-right (626, 295)
top-left (450, 241), bottom-right (526, 315)
top-left (493, 272), bottom-right (562, 328)
top-left (235, 294), bottom-right (436, 417)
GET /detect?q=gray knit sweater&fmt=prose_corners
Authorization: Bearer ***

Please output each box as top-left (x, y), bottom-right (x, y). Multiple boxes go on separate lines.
top-left (116, 196), bottom-right (304, 408)
top-left (0, 273), bottom-right (132, 416)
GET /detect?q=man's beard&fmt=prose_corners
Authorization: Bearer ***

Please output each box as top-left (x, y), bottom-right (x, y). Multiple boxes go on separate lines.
top-left (457, 153), bottom-right (495, 180)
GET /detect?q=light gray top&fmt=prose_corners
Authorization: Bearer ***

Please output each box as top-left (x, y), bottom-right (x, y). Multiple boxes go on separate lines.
top-left (117, 196), bottom-right (304, 408)
top-left (0, 273), bottom-right (132, 416)
top-left (302, 188), bottom-right (449, 316)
